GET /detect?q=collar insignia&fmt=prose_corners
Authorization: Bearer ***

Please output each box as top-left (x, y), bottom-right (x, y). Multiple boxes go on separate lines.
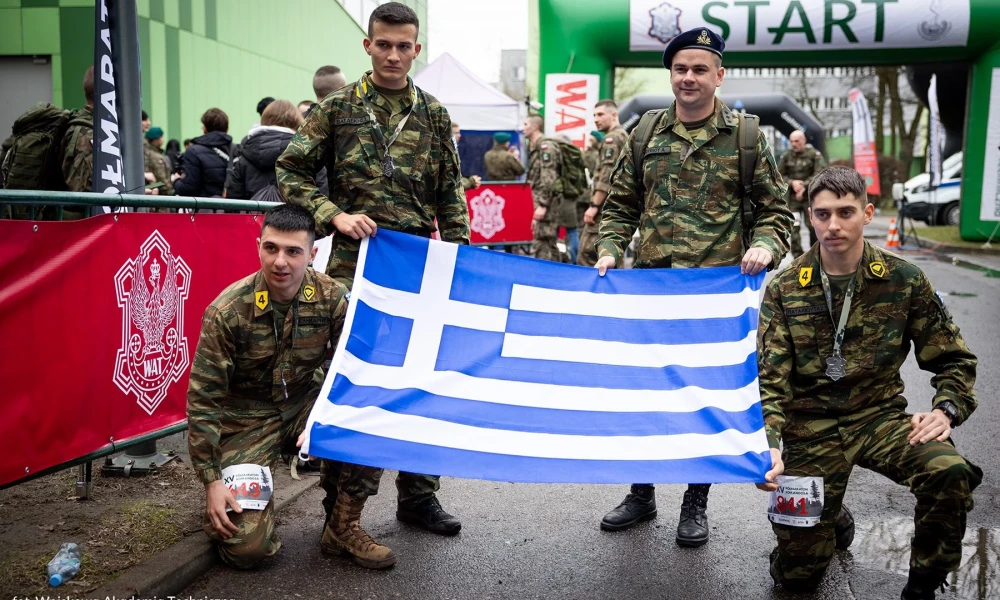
top-left (255, 291), bottom-right (269, 310)
top-left (303, 285), bottom-right (315, 301)
top-left (869, 261), bottom-right (886, 278)
top-left (798, 267), bottom-right (813, 287)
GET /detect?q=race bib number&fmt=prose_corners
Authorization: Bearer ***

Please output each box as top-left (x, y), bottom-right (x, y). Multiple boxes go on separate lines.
top-left (767, 475), bottom-right (824, 527)
top-left (221, 464), bottom-right (274, 511)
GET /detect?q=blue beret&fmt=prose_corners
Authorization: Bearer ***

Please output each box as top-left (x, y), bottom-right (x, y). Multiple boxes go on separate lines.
top-left (662, 28), bottom-right (725, 70)
top-left (145, 126), bottom-right (164, 140)
top-left (493, 132), bottom-right (511, 143)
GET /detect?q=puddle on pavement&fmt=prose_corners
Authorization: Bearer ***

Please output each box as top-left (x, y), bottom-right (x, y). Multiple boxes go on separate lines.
top-left (849, 516), bottom-right (999, 599)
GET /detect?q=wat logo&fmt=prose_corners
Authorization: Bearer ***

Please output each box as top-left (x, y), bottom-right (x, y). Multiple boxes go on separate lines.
top-left (113, 231), bottom-right (192, 415)
top-left (648, 2), bottom-right (682, 44)
top-left (469, 189), bottom-right (506, 240)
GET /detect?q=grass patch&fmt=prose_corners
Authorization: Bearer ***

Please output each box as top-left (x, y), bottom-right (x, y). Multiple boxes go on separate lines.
top-left (0, 549), bottom-right (55, 597)
top-left (911, 225), bottom-right (984, 248)
top-left (92, 500), bottom-right (184, 557)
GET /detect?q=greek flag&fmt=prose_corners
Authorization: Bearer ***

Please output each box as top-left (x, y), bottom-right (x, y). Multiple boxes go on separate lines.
top-left (301, 230), bottom-right (772, 484)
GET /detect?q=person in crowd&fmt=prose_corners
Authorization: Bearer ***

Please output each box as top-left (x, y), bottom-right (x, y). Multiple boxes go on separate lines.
top-left (275, 1), bottom-right (469, 567)
top-left (580, 101), bottom-right (626, 267)
top-left (595, 28), bottom-right (792, 546)
top-left (227, 99), bottom-right (327, 200)
top-left (165, 139), bottom-right (183, 175)
top-left (143, 126), bottom-right (173, 196)
top-left (184, 138), bottom-right (194, 150)
top-left (583, 130), bottom-right (602, 175)
top-left (297, 101), bottom-right (316, 117)
top-left (61, 66), bottom-right (95, 201)
top-left (186, 204), bottom-right (364, 569)
top-left (174, 108), bottom-right (234, 198)
top-left (241, 97), bottom-right (276, 145)
top-left (522, 115), bottom-right (564, 262)
top-left (778, 130), bottom-right (826, 257)
top-left (313, 65), bottom-right (347, 103)
top-left (451, 122), bottom-right (480, 191)
top-left (483, 132), bottom-right (525, 181)
top-left (756, 166), bottom-right (981, 600)
top-left (141, 110), bottom-right (151, 133)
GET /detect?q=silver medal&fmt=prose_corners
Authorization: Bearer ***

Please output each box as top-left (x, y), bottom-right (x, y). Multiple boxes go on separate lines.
top-left (382, 155), bottom-right (395, 178)
top-left (825, 356), bottom-right (847, 381)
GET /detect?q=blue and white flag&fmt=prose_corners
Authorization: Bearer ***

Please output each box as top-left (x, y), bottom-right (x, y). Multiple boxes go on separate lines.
top-left (302, 231), bottom-right (772, 484)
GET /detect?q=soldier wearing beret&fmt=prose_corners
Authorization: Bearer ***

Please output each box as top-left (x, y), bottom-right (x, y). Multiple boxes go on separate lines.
top-left (143, 126), bottom-right (174, 197)
top-left (484, 132), bottom-right (525, 181)
top-left (595, 27), bottom-right (793, 546)
top-left (756, 166), bottom-right (981, 599)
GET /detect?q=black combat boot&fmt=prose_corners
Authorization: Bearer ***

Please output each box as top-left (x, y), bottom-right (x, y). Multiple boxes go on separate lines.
top-left (396, 495), bottom-right (462, 535)
top-left (834, 505), bottom-right (855, 550)
top-left (901, 568), bottom-right (949, 600)
top-left (600, 484), bottom-right (657, 531)
top-left (676, 484), bottom-right (710, 547)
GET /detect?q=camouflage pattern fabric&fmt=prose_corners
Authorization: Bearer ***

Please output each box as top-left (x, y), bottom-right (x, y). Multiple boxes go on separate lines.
top-left (579, 125), bottom-right (628, 267)
top-left (144, 138), bottom-right (174, 197)
top-left (582, 147), bottom-right (598, 177)
top-left (276, 71), bottom-right (470, 283)
top-left (188, 268), bottom-right (353, 568)
top-left (484, 143), bottom-right (525, 180)
top-left (527, 136), bottom-right (564, 262)
top-left (777, 144), bottom-right (825, 257)
top-left (759, 241), bottom-right (981, 590)
top-left (596, 99), bottom-right (792, 269)
top-left (61, 105), bottom-right (93, 194)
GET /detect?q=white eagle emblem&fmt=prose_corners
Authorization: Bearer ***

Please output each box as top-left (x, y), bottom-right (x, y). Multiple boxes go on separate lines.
top-left (113, 230), bottom-right (191, 415)
top-left (649, 2), bottom-right (683, 44)
top-left (469, 189), bottom-right (507, 240)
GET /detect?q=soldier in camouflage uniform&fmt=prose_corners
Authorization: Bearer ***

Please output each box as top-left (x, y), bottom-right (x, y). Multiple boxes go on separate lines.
top-left (595, 29), bottom-right (792, 546)
top-left (484, 132), bottom-right (524, 181)
top-left (580, 101), bottom-right (627, 267)
top-left (275, 2), bottom-right (466, 537)
top-left (522, 114), bottom-right (564, 262)
top-left (777, 130), bottom-right (825, 257)
top-left (143, 126), bottom-right (174, 196)
top-left (188, 205), bottom-right (397, 570)
top-left (757, 167), bottom-right (981, 599)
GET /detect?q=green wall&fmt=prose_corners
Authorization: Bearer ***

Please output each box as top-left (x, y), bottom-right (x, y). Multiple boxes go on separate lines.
top-left (0, 0), bottom-right (373, 143)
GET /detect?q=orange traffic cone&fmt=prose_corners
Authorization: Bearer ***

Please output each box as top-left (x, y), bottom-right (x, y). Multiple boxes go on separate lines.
top-left (885, 218), bottom-right (901, 249)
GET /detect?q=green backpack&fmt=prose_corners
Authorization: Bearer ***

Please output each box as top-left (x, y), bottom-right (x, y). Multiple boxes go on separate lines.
top-left (543, 137), bottom-right (588, 201)
top-left (1, 103), bottom-right (73, 190)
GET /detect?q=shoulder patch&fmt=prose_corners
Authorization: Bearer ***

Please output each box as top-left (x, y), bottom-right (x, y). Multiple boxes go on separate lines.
top-left (798, 267), bottom-right (813, 287)
top-left (540, 143), bottom-right (549, 150)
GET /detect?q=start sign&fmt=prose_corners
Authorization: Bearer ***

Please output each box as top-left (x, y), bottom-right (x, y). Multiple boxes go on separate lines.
top-left (630, 0), bottom-right (970, 52)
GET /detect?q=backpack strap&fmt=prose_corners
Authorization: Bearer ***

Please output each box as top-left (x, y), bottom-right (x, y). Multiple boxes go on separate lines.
top-left (631, 109), bottom-right (665, 203)
top-left (737, 112), bottom-right (759, 251)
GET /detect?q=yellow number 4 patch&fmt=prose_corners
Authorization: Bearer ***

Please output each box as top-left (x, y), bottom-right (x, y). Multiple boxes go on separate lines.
top-left (798, 267), bottom-right (813, 287)
top-left (255, 291), bottom-right (269, 310)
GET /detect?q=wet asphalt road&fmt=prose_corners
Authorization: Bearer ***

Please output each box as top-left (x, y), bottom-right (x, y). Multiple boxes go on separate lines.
top-left (185, 247), bottom-right (999, 600)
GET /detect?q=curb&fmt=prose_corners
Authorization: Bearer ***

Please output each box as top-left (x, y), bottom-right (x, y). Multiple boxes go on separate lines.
top-left (91, 474), bottom-right (318, 599)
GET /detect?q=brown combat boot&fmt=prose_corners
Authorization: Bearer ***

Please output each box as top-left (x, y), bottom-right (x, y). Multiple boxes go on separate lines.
top-left (321, 491), bottom-right (397, 569)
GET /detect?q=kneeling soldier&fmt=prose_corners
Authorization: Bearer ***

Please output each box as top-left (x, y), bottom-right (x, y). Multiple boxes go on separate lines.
top-left (756, 167), bottom-right (982, 599)
top-left (187, 204), bottom-right (395, 569)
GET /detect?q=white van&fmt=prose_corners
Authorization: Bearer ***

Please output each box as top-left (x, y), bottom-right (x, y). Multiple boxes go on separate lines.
top-left (891, 152), bottom-right (962, 226)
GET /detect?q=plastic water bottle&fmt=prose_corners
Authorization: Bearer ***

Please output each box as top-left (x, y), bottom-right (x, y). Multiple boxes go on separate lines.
top-left (46, 542), bottom-right (81, 586)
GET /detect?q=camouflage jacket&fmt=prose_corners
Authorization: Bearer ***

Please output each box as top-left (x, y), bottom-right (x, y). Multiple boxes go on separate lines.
top-left (144, 139), bottom-right (174, 195)
top-left (526, 136), bottom-right (563, 218)
top-left (596, 99), bottom-right (792, 269)
top-left (593, 125), bottom-right (628, 196)
top-left (582, 147), bottom-right (599, 180)
top-left (777, 144), bottom-right (824, 206)
top-left (484, 144), bottom-right (525, 181)
top-left (61, 105), bottom-right (93, 193)
top-left (758, 241), bottom-right (977, 448)
top-left (187, 268), bottom-right (348, 483)
top-left (276, 72), bottom-right (469, 281)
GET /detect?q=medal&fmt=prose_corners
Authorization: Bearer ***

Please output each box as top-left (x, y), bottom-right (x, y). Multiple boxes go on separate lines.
top-left (825, 355), bottom-right (847, 381)
top-left (356, 75), bottom-right (415, 180)
top-left (382, 155), bottom-right (395, 178)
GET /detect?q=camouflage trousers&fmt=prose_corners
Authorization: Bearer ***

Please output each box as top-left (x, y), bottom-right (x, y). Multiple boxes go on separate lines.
top-left (532, 218), bottom-right (560, 262)
top-left (770, 409), bottom-right (982, 591)
top-left (788, 200), bottom-right (817, 258)
top-left (203, 398), bottom-right (339, 569)
top-left (577, 221), bottom-right (599, 267)
top-left (321, 462), bottom-right (441, 522)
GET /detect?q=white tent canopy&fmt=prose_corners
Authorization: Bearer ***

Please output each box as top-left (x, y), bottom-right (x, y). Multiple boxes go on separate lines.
top-left (413, 52), bottom-right (521, 131)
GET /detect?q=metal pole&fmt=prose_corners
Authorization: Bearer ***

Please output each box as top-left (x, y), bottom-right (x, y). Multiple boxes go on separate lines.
top-left (110, 0), bottom-right (144, 195)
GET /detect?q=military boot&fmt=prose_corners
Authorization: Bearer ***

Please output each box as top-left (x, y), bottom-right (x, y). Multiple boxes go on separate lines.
top-left (321, 491), bottom-right (397, 569)
top-left (600, 484), bottom-right (657, 531)
top-left (901, 568), bottom-right (949, 600)
top-left (396, 495), bottom-right (462, 535)
top-left (676, 484), bottom-right (710, 547)
top-left (834, 505), bottom-right (855, 550)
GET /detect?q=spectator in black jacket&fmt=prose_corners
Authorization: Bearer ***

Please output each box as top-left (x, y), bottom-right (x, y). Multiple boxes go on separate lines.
top-left (173, 108), bottom-right (232, 197)
top-left (227, 100), bottom-right (328, 199)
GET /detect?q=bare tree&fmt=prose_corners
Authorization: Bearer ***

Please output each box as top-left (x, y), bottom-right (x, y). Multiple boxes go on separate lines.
top-left (613, 68), bottom-right (647, 104)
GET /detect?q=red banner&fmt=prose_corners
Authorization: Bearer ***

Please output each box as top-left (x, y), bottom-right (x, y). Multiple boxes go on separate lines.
top-left (465, 183), bottom-right (534, 245)
top-left (0, 213), bottom-right (263, 486)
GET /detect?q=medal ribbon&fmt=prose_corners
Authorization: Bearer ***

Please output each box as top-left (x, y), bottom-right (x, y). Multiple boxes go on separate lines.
top-left (356, 76), bottom-right (416, 176)
top-left (818, 259), bottom-right (864, 362)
